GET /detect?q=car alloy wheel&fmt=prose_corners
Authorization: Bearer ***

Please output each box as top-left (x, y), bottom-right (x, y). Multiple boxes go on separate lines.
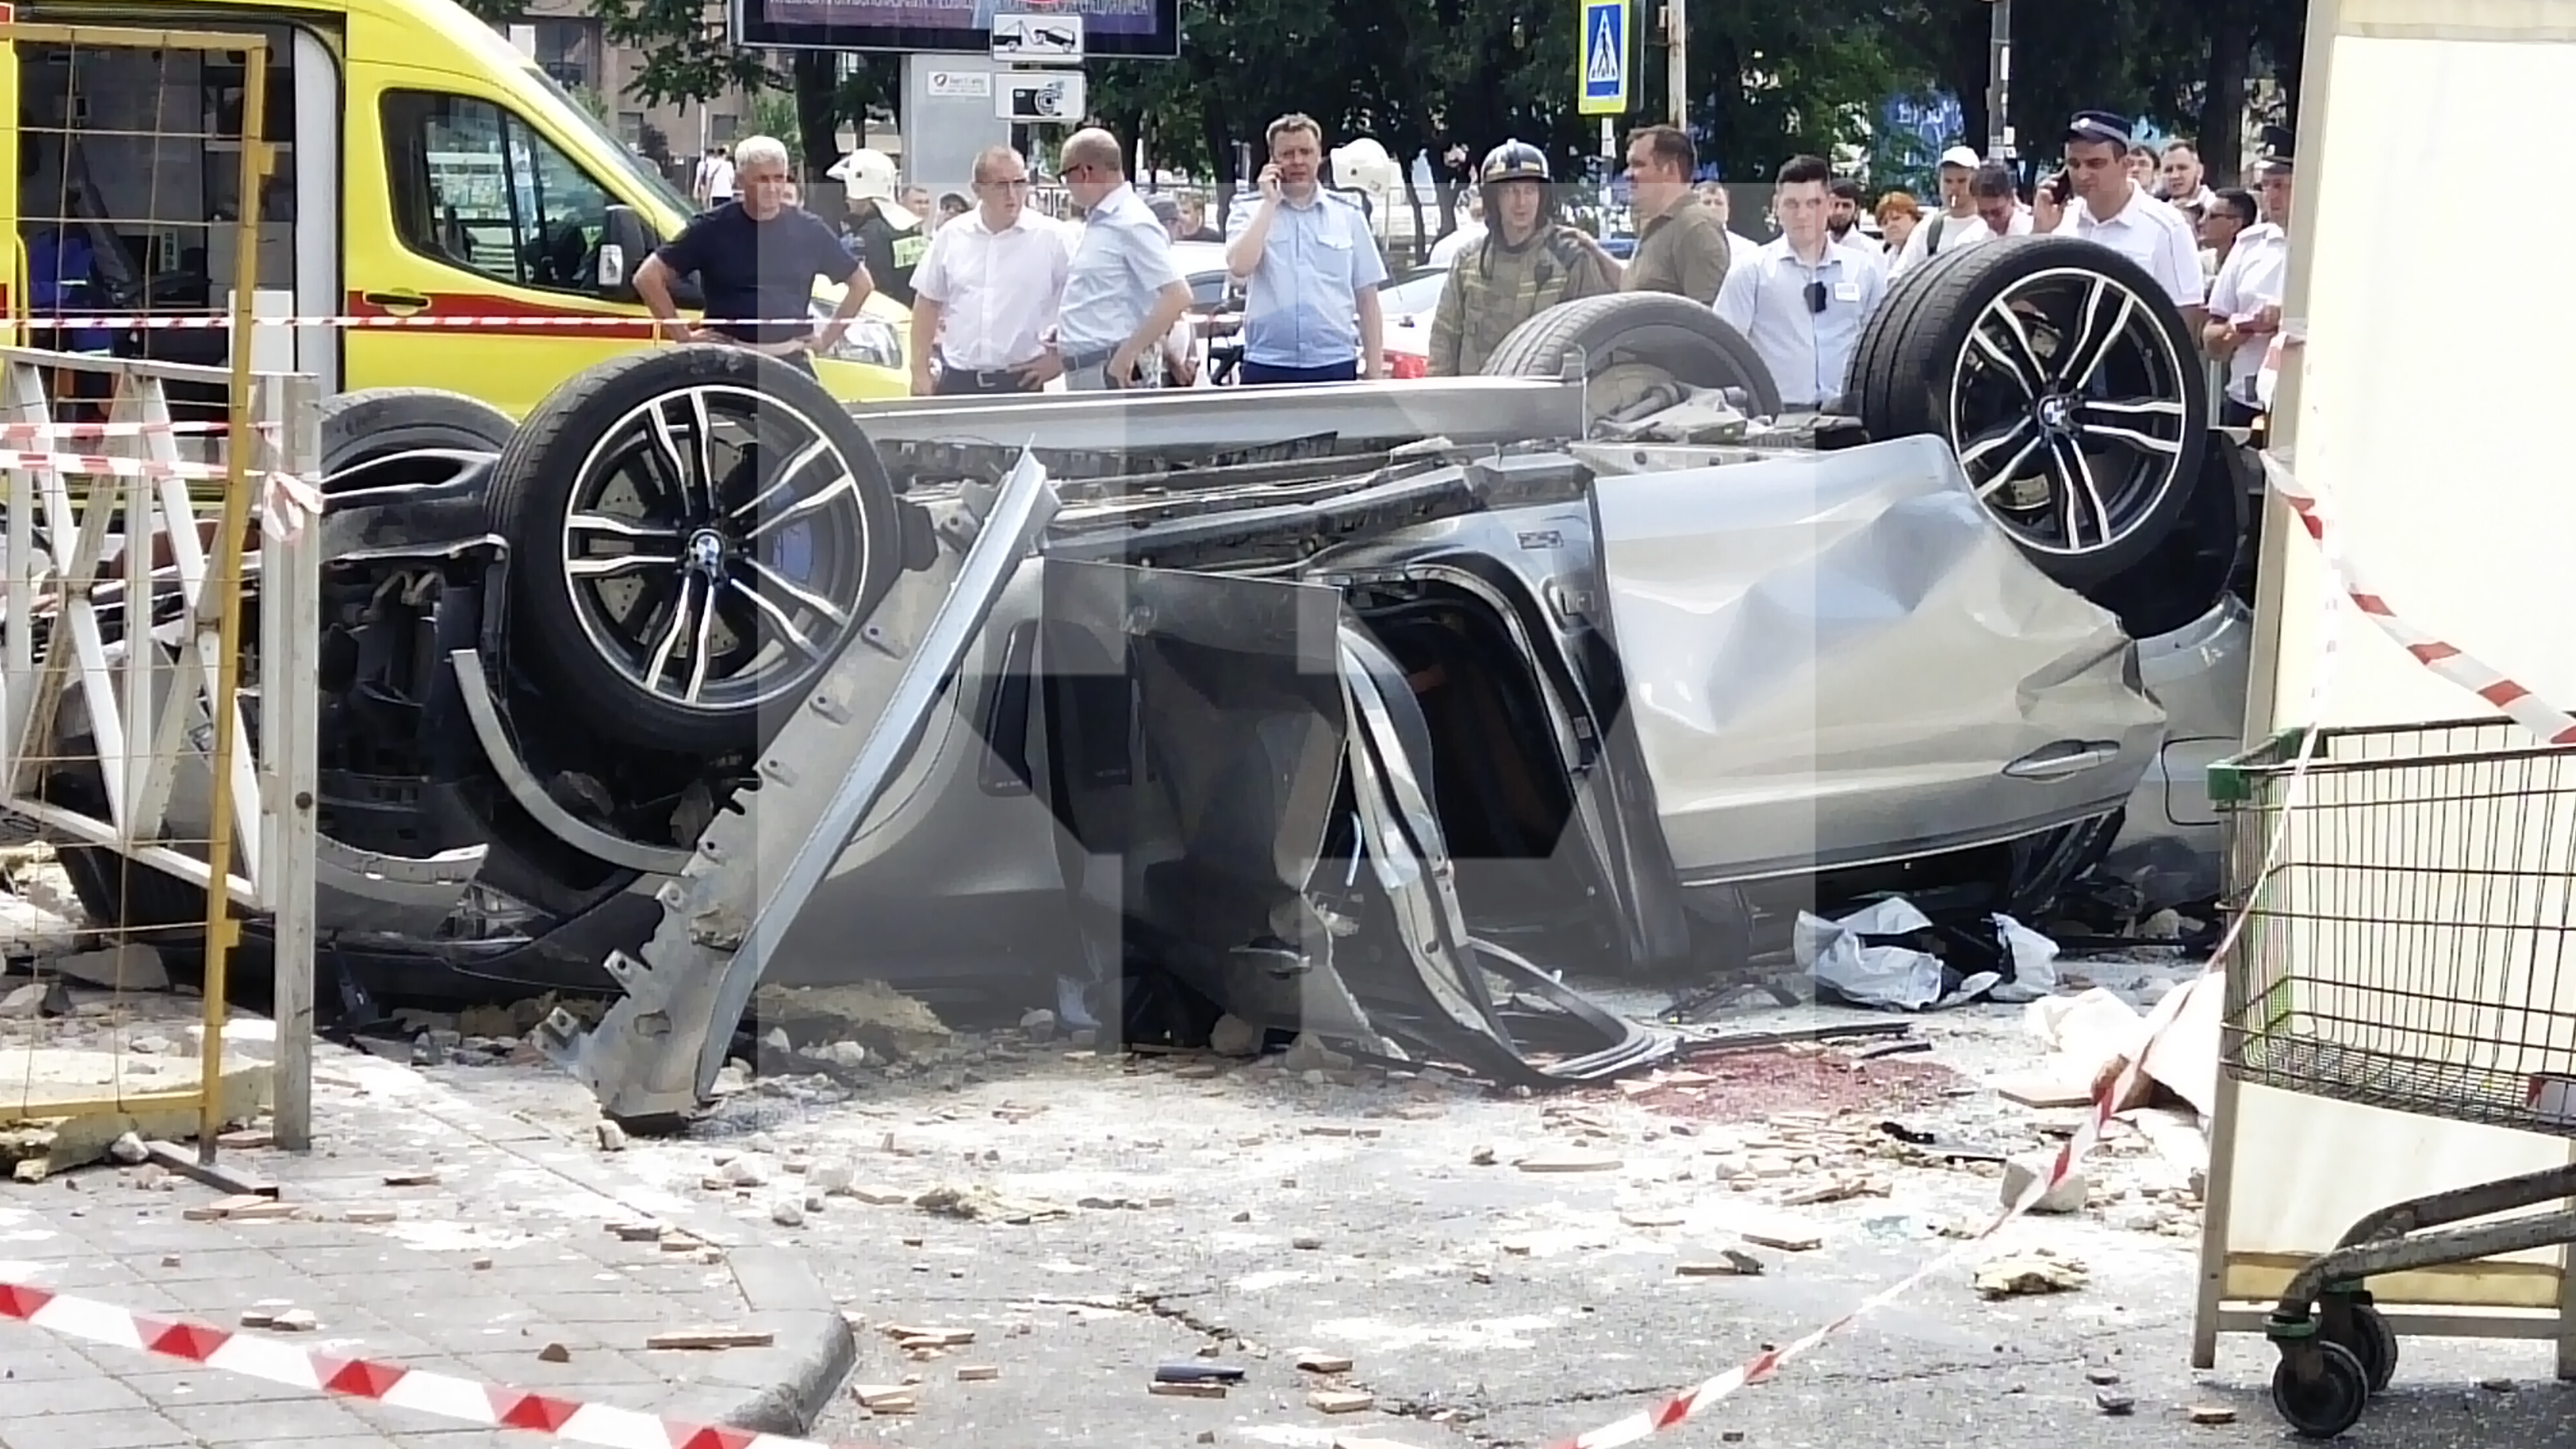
top-left (1946, 266), bottom-right (2193, 564)
top-left (559, 382), bottom-right (876, 720)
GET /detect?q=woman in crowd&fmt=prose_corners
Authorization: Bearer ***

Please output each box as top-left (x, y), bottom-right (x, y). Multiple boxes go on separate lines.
top-left (1873, 190), bottom-right (1922, 259)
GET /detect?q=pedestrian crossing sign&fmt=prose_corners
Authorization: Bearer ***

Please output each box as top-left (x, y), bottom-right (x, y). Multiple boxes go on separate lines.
top-left (1579, 0), bottom-right (1629, 116)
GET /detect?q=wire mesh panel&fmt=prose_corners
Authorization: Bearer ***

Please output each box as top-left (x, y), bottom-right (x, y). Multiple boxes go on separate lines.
top-left (14, 27), bottom-right (296, 459)
top-left (2215, 718), bottom-right (2576, 1136)
top-left (0, 22), bottom-right (319, 1162)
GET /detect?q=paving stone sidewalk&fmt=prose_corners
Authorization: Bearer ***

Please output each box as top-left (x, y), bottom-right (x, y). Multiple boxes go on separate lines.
top-left (0, 1036), bottom-right (856, 1449)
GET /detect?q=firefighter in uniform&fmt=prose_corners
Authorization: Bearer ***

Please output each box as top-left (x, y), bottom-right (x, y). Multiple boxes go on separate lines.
top-left (827, 148), bottom-right (929, 308)
top-left (1426, 141), bottom-right (1619, 376)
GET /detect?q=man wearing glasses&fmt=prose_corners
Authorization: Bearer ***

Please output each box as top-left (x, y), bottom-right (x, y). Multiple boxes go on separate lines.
top-left (1712, 153), bottom-right (1887, 413)
top-left (907, 146), bottom-right (1072, 395)
top-left (1053, 127), bottom-right (1194, 390)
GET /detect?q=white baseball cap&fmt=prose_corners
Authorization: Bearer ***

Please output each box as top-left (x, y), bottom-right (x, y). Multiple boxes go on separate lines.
top-left (1938, 146), bottom-right (1982, 170)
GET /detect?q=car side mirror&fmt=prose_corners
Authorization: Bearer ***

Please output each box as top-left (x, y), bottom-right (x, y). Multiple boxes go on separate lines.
top-left (599, 205), bottom-right (651, 300)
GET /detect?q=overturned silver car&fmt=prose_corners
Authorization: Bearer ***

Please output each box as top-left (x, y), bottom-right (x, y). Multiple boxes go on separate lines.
top-left (37, 237), bottom-right (2253, 1122)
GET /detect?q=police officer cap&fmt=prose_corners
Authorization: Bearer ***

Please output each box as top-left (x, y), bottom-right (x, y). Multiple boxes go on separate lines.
top-left (1479, 140), bottom-right (1552, 187)
top-left (2257, 124), bottom-right (2295, 170)
top-left (2065, 109), bottom-right (2133, 149)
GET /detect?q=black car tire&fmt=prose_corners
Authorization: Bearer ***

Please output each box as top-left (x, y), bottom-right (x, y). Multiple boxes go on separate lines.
top-left (318, 387), bottom-right (515, 495)
top-left (1481, 292), bottom-right (1785, 420)
top-left (2082, 435), bottom-right (2252, 640)
top-left (1843, 235), bottom-right (2209, 589)
top-left (487, 346), bottom-right (902, 755)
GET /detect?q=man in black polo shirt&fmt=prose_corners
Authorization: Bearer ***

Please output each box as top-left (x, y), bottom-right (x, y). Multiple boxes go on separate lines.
top-left (634, 135), bottom-right (875, 374)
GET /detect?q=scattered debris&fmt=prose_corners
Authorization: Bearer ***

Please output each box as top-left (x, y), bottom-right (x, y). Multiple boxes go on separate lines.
top-left (52, 943), bottom-right (169, 992)
top-left (2096, 1390), bottom-right (2135, 1416)
top-left (1295, 1352), bottom-right (1355, 1374)
top-left (956, 1364), bottom-right (1000, 1381)
top-left (645, 1327), bottom-right (776, 1351)
top-left (2000, 1157), bottom-right (2090, 1214)
top-left (538, 1342), bottom-right (573, 1363)
top-left (2185, 1404), bottom-right (2236, 1425)
top-left (755, 982), bottom-right (953, 1062)
top-left (1152, 1381), bottom-right (1228, 1400)
top-left (241, 1300), bottom-right (294, 1328)
top-left (912, 1183), bottom-right (1068, 1223)
top-left (1514, 1149), bottom-right (1623, 1174)
top-left (1973, 1248), bottom-right (2089, 1300)
top-left (382, 1168), bottom-right (439, 1187)
top-left (1309, 1391), bottom-right (1376, 1414)
top-left (1740, 1223), bottom-right (1823, 1253)
top-left (1676, 1250), bottom-right (1766, 1278)
top-left (595, 1121), bottom-right (628, 1152)
top-left (853, 1385), bottom-right (919, 1412)
top-left (1208, 1014), bottom-right (1264, 1058)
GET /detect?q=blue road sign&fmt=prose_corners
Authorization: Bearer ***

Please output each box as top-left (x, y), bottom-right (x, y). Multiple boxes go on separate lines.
top-left (1579, 0), bottom-right (1628, 117)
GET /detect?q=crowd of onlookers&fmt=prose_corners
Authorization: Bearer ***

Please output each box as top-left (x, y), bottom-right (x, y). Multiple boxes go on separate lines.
top-left (642, 105), bottom-right (2293, 432)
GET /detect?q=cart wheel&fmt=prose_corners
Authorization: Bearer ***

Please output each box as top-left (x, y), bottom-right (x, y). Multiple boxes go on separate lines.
top-left (2323, 1302), bottom-right (2399, 1393)
top-left (2271, 1340), bottom-right (2369, 1439)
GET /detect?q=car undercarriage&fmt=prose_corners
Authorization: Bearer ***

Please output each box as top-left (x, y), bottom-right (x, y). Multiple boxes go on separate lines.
top-left (25, 239), bottom-right (2261, 1122)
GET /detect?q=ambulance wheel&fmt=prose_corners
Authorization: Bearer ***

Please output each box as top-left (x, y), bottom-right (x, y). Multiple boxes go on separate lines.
top-left (488, 346), bottom-right (901, 755)
top-left (1482, 292), bottom-right (1784, 422)
top-left (1843, 235), bottom-right (2207, 589)
top-left (318, 387), bottom-right (516, 495)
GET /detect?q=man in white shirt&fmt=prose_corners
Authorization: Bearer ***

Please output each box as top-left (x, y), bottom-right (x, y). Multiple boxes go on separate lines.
top-left (1714, 153), bottom-right (1887, 412)
top-left (1054, 127), bottom-right (1193, 390)
top-left (1697, 183), bottom-right (1765, 254)
top-left (1893, 155), bottom-right (2031, 276)
top-left (1892, 146), bottom-right (1982, 276)
top-left (2204, 130), bottom-right (2293, 426)
top-left (2055, 110), bottom-right (2205, 325)
top-left (693, 146), bottom-right (735, 209)
top-left (908, 146), bottom-right (1071, 395)
top-left (1428, 191), bottom-right (1485, 267)
top-left (2158, 141), bottom-right (2217, 213)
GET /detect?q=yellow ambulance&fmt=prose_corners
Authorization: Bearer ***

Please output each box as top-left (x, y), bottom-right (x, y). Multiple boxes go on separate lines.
top-left (0, 0), bottom-right (910, 417)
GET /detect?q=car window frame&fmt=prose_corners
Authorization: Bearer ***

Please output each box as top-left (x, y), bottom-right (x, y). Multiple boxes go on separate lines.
top-left (380, 87), bottom-right (615, 296)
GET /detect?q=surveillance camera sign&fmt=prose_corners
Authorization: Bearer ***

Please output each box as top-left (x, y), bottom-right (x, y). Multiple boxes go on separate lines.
top-left (996, 69), bottom-right (1085, 123)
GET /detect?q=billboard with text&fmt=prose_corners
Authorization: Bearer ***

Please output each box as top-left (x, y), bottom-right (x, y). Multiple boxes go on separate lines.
top-left (736, 0), bottom-right (1180, 58)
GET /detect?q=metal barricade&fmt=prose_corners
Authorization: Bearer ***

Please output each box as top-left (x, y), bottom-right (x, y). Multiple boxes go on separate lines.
top-left (0, 21), bottom-right (319, 1181)
top-left (2210, 718), bottom-right (2576, 1437)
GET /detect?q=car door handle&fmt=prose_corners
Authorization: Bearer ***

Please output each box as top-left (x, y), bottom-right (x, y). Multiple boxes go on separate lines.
top-left (361, 290), bottom-right (429, 313)
top-left (2003, 740), bottom-right (2122, 780)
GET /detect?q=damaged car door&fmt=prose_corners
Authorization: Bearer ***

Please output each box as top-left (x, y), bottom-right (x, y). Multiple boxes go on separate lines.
top-left (1038, 559), bottom-right (1673, 1082)
top-left (1584, 435), bottom-right (2167, 887)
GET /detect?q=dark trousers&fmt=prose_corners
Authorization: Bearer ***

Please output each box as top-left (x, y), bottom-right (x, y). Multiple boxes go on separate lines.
top-left (2220, 395), bottom-right (2263, 428)
top-left (1239, 359), bottom-right (1360, 386)
top-left (935, 364), bottom-right (1041, 395)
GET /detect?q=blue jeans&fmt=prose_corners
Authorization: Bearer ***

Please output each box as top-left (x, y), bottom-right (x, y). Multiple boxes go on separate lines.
top-left (1239, 359), bottom-right (1359, 386)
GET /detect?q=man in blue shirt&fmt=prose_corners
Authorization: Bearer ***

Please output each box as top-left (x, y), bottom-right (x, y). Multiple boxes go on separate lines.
top-left (635, 135), bottom-right (875, 375)
top-left (1223, 113), bottom-right (1387, 386)
top-left (1713, 153), bottom-right (1887, 412)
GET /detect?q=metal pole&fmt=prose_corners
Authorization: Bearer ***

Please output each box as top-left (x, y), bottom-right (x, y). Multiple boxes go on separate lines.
top-left (1986, 0), bottom-right (2013, 160)
top-left (1600, 115), bottom-right (1616, 226)
top-left (196, 42), bottom-right (271, 1162)
top-left (1665, 1), bottom-right (1687, 129)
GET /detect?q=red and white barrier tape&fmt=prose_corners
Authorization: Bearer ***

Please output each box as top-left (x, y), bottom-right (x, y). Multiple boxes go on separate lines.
top-left (0, 447), bottom-right (323, 544)
top-left (0, 418), bottom-right (232, 443)
top-left (30, 313), bottom-right (828, 332)
top-left (0, 1282), bottom-right (849, 1449)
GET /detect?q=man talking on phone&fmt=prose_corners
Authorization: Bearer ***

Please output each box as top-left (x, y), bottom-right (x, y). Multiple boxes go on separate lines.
top-left (1225, 112), bottom-right (1387, 385)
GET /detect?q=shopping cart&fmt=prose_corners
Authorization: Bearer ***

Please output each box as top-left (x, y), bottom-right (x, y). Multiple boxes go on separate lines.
top-left (2213, 717), bottom-right (2576, 1438)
